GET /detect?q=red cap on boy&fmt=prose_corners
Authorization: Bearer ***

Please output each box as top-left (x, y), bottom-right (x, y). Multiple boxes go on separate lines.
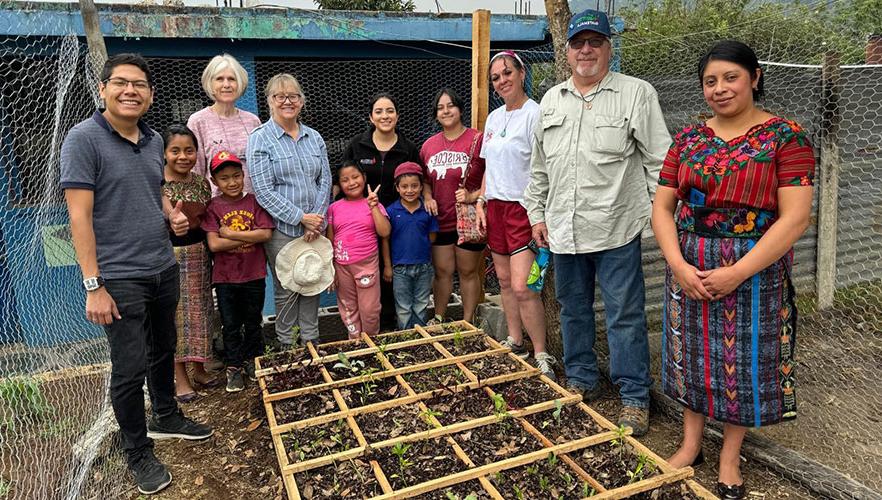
top-left (393, 161), bottom-right (422, 179)
top-left (210, 151), bottom-right (243, 174)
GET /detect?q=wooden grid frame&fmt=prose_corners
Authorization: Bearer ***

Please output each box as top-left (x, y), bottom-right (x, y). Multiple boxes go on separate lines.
top-left (255, 322), bottom-right (717, 500)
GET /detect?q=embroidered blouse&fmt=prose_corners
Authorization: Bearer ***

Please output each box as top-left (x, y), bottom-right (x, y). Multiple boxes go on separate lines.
top-left (658, 117), bottom-right (815, 211)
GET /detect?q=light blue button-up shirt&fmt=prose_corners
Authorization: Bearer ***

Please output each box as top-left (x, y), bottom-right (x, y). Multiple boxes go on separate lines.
top-left (247, 119), bottom-right (332, 238)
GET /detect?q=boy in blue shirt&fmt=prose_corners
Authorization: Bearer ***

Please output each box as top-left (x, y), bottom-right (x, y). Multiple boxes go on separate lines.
top-left (382, 162), bottom-right (439, 329)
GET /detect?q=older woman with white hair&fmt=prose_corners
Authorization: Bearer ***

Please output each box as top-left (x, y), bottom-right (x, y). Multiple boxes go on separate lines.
top-left (188, 53), bottom-right (261, 195)
top-left (248, 73), bottom-right (332, 347)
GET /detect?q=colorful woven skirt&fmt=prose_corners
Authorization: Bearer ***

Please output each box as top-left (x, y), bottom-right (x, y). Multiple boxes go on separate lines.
top-left (662, 212), bottom-right (797, 427)
top-left (174, 243), bottom-right (218, 363)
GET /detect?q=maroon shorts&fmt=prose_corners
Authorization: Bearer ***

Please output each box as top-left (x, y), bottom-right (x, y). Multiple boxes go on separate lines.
top-left (486, 200), bottom-right (532, 255)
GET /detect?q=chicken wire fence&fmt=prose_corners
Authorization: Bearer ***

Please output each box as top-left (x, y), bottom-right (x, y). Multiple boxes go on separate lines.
top-left (1, 3), bottom-right (881, 500)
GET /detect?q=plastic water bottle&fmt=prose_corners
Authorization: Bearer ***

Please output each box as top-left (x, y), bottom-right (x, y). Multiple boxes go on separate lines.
top-left (527, 247), bottom-right (551, 292)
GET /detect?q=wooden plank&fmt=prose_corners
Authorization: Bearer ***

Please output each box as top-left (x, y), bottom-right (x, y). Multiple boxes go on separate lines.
top-left (348, 414), bottom-right (368, 447)
top-left (686, 479), bottom-right (720, 500)
top-left (263, 347), bottom-right (507, 402)
top-left (590, 468), bottom-right (693, 500)
top-left (372, 433), bottom-right (613, 499)
top-left (372, 460), bottom-right (394, 494)
top-left (478, 476), bottom-right (505, 500)
top-left (577, 401), bottom-right (621, 431)
top-left (283, 472), bottom-right (300, 500)
top-left (282, 446), bottom-right (366, 474)
top-left (272, 433), bottom-right (291, 480)
top-left (470, 9), bottom-right (491, 131)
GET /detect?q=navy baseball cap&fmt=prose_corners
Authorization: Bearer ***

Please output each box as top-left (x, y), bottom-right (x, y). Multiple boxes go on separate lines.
top-left (567, 9), bottom-right (612, 39)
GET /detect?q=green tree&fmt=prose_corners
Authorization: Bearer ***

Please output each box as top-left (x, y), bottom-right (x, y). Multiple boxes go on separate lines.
top-left (313, 0), bottom-right (415, 11)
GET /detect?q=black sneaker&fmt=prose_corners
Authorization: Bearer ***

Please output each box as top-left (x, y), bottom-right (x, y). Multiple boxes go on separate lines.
top-left (243, 362), bottom-right (257, 382)
top-left (226, 367), bottom-right (245, 392)
top-left (147, 410), bottom-right (213, 441)
top-left (129, 448), bottom-right (172, 495)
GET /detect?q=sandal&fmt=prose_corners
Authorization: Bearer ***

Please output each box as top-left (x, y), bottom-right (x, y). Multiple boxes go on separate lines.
top-left (175, 392), bottom-right (199, 403)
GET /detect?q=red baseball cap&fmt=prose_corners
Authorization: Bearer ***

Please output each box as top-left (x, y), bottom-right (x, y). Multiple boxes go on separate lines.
top-left (394, 161), bottom-right (422, 179)
top-left (209, 151), bottom-right (243, 175)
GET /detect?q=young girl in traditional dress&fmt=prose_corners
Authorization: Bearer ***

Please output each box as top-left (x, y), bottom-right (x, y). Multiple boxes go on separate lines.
top-left (327, 162), bottom-right (391, 338)
top-left (162, 124), bottom-right (220, 401)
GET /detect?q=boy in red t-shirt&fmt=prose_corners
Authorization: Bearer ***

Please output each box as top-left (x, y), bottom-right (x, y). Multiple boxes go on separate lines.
top-left (201, 151), bottom-right (274, 393)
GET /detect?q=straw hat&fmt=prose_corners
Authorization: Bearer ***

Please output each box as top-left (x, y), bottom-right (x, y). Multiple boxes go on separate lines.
top-left (275, 235), bottom-right (334, 296)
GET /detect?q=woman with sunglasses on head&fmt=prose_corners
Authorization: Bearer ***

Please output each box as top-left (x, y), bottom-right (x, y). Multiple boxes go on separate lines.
top-left (474, 51), bottom-right (556, 380)
top-left (343, 93), bottom-right (421, 330)
top-left (248, 73), bottom-right (332, 348)
top-left (188, 54), bottom-right (261, 196)
top-left (652, 41), bottom-right (815, 500)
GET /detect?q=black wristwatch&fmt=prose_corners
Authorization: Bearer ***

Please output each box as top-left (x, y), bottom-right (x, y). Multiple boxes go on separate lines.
top-left (83, 276), bottom-right (105, 292)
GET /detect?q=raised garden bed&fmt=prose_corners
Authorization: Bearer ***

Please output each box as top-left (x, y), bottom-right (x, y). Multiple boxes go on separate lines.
top-left (255, 322), bottom-right (717, 499)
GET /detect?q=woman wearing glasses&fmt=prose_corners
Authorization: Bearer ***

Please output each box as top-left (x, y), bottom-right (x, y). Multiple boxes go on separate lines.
top-left (248, 73), bottom-right (332, 347)
top-left (343, 93), bottom-right (421, 330)
top-left (188, 54), bottom-right (261, 196)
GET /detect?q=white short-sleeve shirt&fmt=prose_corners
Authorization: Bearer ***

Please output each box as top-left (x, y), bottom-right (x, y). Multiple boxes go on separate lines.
top-left (480, 99), bottom-right (540, 203)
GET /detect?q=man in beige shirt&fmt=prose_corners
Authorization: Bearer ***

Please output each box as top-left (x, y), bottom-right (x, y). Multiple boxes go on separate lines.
top-left (524, 9), bottom-right (670, 437)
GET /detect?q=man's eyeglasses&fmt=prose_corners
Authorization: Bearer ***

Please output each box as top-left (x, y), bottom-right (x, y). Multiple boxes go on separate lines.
top-left (272, 94), bottom-right (303, 104)
top-left (103, 78), bottom-right (151, 91)
top-left (568, 38), bottom-right (607, 50)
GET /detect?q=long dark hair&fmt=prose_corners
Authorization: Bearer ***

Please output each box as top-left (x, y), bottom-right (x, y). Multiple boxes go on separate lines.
top-left (698, 40), bottom-right (765, 100)
top-left (162, 123), bottom-right (198, 150)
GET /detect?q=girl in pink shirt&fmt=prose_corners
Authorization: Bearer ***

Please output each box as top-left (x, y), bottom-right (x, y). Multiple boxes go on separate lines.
top-left (327, 162), bottom-right (391, 338)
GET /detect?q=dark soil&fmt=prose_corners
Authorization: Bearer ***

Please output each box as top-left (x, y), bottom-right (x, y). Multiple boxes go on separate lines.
top-left (273, 390), bottom-right (339, 425)
top-left (263, 362), bottom-right (324, 394)
top-left (453, 420), bottom-right (545, 466)
top-left (425, 388), bottom-right (495, 426)
top-left (326, 353), bottom-right (386, 381)
top-left (375, 330), bottom-right (424, 344)
top-left (489, 377), bottom-right (560, 409)
top-left (282, 418), bottom-right (358, 463)
top-left (374, 438), bottom-right (466, 491)
top-left (464, 354), bottom-right (527, 380)
top-left (415, 480), bottom-right (492, 499)
top-left (258, 347), bottom-right (310, 369)
top-left (631, 481), bottom-right (702, 499)
top-left (293, 457), bottom-right (382, 499)
top-left (384, 344), bottom-right (443, 368)
top-left (355, 403), bottom-right (432, 443)
top-left (315, 340), bottom-right (362, 357)
top-left (402, 364), bottom-right (468, 394)
top-left (573, 441), bottom-right (659, 491)
top-left (490, 453), bottom-right (589, 500)
top-left (440, 336), bottom-right (490, 356)
top-left (339, 376), bottom-right (403, 409)
top-left (525, 404), bottom-right (605, 444)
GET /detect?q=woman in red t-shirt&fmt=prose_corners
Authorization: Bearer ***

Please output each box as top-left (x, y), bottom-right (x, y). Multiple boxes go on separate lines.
top-left (420, 88), bottom-right (486, 324)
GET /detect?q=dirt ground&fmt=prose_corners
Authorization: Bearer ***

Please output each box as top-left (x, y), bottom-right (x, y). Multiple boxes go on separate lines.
top-left (121, 364), bottom-right (821, 499)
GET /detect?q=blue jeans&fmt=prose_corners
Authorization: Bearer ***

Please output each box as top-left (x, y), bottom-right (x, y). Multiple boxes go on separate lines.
top-left (553, 237), bottom-right (652, 408)
top-left (216, 279), bottom-right (265, 368)
top-left (103, 264), bottom-right (180, 457)
top-left (392, 263), bottom-right (434, 329)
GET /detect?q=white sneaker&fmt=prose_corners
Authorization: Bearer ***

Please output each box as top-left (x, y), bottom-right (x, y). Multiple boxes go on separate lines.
top-left (534, 352), bottom-right (557, 380)
top-left (499, 336), bottom-right (529, 359)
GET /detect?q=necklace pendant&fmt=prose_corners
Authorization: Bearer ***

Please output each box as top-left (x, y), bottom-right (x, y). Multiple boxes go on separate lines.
top-left (584, 102), bottom-right (593, 110)
top-left (500, 129), bottom-right (506, 137)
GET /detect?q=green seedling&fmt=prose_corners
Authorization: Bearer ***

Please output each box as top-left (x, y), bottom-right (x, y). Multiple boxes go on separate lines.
top-left (452, 328), bottom-right (465, 350)
top-left (0, 477), bottom-right (11, 497)
top-left (0, 377), bottom-right (55, 430)
top-left (611, 424), bottom-right (628, 459)
top-left (334, 352), bottom-right (366, 376)
top-left (538, 475), bottom-right (550, 491)
top-left (286, 435), bottom-right (307, 461)
top-left (512, 484), bottom-right (525, 500)
top-left (627, 453), bottom-right (657, 485)
top-left (546, 452), bottom-right (559, 467)
top-left (419, 407), bottom-right (443, 425)
top-left (390, 442), bottom-right (413, 477)
top-left (552, 399), bottom-right (563, 425)
top-left (491, 392), bottom-right (509, 421)
top-left (290, 324), bottom-right (301, 346)
top-left (525, 464), bottom-right (539, 475)
top-left (582, 482), bottom-right (596, 497)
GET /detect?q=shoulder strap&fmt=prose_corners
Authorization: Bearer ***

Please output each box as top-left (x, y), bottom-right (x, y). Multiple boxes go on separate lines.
top-left (459, 131), bottom-right (480, 189)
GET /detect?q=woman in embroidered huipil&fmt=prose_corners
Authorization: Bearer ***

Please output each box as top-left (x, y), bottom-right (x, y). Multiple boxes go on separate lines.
top-left (651, 41), bottom-right (814, 500)
top-left (188, 54), bottom-right (261, 196)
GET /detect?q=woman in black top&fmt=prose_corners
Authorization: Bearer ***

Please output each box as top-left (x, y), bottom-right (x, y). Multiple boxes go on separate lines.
top-left (343, 93), bottom-right (421, 330)
top-left (343, 93), bottom-right (421, 207)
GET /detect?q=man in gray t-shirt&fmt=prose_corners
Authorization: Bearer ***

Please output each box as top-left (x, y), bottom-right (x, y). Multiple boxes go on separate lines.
top-left (60, 53), bottom-right (212, 496)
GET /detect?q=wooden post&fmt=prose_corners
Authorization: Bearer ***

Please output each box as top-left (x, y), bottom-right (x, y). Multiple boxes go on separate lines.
top-left (471, 10), bottom-right (490, 131)
top-left (816, 51), bottom-right (841, 310)
top-left (78, 0), bottom-right (108, 78)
